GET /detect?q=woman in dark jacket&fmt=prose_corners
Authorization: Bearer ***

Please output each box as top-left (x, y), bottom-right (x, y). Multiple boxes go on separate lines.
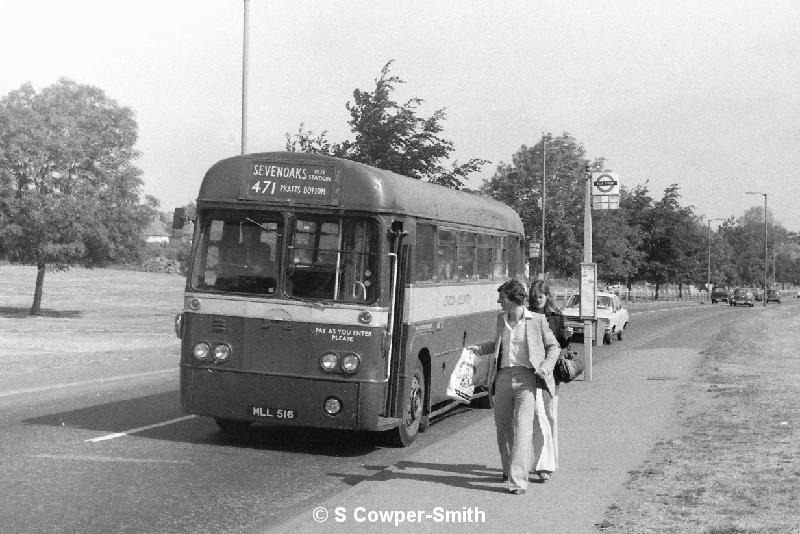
top-left (528, 280), bottom-right (572, 348)
top-left (526, 280), bottom-right (572, 481)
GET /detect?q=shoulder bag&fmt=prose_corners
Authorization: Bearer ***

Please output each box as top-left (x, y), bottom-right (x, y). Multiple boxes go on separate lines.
top-left (554, 346), bottom-right (584, 383)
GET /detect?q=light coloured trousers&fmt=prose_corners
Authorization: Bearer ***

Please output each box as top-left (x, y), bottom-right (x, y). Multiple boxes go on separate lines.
top-left (493, 367), bottom-right (558, 490)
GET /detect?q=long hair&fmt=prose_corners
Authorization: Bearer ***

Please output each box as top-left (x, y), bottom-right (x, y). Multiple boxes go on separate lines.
top-left (528, 279), bottom-right (560, 315)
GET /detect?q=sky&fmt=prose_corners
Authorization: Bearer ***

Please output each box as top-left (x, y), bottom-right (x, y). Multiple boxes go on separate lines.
top-left (3, 0), bottom-right (800, 230)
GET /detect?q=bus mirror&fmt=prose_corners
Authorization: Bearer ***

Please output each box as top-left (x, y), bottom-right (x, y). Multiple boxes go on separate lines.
top-left (172, 207), bottom-right (186, 230)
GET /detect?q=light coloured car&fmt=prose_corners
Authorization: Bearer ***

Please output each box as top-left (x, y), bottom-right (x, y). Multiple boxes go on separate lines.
top-left (562, 291), bottom-right (630, 345)
top-left (730, 288), bottom-right (755, 307)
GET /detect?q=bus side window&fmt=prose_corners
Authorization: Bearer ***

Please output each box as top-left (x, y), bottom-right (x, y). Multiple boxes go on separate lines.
top-left (493, 236), bottom-right (507, 279)
top-left (437, 229), bottom-right (458, 282)
top-left (476, 234), bottom-right (493, 279)
top-left (413, 223), bottom-right (436, 282)
top-left (458, 231), bottom-right (476, 279)
top-left (508, 236), bottom-right (523, 279)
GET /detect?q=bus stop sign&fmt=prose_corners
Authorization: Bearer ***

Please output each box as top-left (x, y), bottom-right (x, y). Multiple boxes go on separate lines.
top-left (592, 173), bottom-right (619, 195)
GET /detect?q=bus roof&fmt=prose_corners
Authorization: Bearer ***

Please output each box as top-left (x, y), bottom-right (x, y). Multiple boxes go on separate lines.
top-left (198, 152), bottom-right (524, 233)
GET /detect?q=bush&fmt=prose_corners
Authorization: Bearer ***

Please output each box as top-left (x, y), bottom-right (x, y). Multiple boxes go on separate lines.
top-left (139, 241), bottom-right (191, 274)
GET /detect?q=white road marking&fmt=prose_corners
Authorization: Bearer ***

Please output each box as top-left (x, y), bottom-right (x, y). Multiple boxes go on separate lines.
top-left (34, 453), bottom-right (191, 464)
top-left (85, 415), bottom-right (197, 443)
top-left (0, 369), bottom-right (175, 399)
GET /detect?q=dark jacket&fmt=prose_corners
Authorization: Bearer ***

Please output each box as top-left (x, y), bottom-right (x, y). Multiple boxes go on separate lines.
top-left (544, 309), bottom-right (570, 349)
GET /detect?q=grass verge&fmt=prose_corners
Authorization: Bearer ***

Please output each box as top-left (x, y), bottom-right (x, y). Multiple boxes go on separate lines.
top-left (597, 306), bottom-right (800, 532)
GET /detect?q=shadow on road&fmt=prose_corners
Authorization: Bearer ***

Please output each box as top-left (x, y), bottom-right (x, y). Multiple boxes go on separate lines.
top-left (23, 390), bottom-right (387, 457)
top-left (0, 306), bottom-right (83, 318)
top-left (330, 460), bottom-right (509, 493)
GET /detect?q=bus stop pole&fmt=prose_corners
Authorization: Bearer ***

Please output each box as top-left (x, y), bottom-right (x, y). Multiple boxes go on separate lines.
top-left (583, 165), bottom-right (593, 381)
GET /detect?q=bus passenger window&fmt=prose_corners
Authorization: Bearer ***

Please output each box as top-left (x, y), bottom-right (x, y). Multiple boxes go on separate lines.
top-left (493, 236), bottom-right (507, 279)
top-left (476, 234), bottom-right (493, 279)
top-left (458, 232), bottom-right (476, 279)
top-left (508, 236), bottom-right (523, 279)
top-left (413, 224), bottom-right (436, 282)
top-left (437, 230), bottom-right (457, 281)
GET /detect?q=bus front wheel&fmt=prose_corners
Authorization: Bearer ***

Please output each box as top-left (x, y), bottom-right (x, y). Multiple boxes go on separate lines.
top-left (387, 361), bottom-right (426, 447)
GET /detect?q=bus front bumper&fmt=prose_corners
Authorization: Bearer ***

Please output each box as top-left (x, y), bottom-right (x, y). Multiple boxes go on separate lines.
top-left (180, 366), bottom-right (386, 431)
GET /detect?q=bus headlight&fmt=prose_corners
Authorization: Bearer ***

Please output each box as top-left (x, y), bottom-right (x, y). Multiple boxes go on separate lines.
top-left (320, 352), bottom-right (339, 372)
top-left (324, 396), bottom-right (342, 415)
top-left (340, 353), bottom-right (361, 374)
top-left (193, 342), bottom-right (211, 361)
top-left (213, 343), bottom-right (232, 362)
top-left (174, 313), bottom-right (183, 339)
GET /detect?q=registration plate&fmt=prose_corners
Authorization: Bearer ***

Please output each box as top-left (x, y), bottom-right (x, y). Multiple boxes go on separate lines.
top-left (248, 405), bottom-right (297, 420)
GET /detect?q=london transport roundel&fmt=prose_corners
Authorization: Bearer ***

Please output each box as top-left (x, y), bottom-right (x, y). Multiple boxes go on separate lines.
top-left (591, 172), bottom-right (619, 195)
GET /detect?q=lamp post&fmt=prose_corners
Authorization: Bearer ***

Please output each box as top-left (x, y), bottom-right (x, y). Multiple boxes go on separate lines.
top-left (745, 191), bottom-right (768, 307)
top-left (241, 0), bottom-right (250, 155)
top-left (540, 133), bottom-right (547, 279)
top-left (707, 218), bottom-right (725, 297)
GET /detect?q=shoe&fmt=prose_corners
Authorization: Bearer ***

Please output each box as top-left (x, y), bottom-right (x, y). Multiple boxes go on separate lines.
top-left (509, 488), bottom-right (526, 495)
top-left (501, 473), bottom-right (508, 482)
top-left (537, 471), bottom-right (552, 481)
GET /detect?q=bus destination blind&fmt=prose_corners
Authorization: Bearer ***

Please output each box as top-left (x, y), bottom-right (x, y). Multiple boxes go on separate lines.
top-left (243, 162), bottom-right (339, 205)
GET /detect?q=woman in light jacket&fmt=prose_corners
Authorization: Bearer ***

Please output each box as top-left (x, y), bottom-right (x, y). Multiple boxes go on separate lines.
top-left (485, 280), bottom-right (560, 495)
top-left (527, 279), bottom-right (571, 482)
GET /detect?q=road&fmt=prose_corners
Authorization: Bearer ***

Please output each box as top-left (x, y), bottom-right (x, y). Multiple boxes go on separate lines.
top-left (0, 301), bottom-right (772, 533)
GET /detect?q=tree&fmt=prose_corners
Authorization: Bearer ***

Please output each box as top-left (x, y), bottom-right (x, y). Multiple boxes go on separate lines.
top-left (592, 187), bottom-right (646, 285)
top-left (481, 133), bottom-right (621, 278)
top-left (0, 79), bottom-right (156, 314)
top-left (285, 61), bottom-right (487, 188)
top-left (636, 184), bottom-right (704, 297)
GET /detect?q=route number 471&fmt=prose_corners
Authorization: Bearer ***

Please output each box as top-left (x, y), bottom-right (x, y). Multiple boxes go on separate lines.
top-left (251, 180), bottom-right (276, 195)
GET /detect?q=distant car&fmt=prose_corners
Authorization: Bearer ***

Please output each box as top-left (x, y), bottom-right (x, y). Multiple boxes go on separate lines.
top-left (730, 288), bottom-right (755, 307)
top-left (710, 287), bottom-right (729, 304)
top-left (562, 291), bottom-right (630, 345)
top-left (766, 289), bottom-right (781, 303)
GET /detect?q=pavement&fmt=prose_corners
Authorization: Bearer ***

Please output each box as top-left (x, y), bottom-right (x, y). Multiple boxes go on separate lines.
top-left (266, 345), bottom-right (700, 534)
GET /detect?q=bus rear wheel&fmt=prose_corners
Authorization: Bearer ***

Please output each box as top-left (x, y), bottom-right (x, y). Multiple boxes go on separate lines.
top-left (387, 361), bottom-right (426, 447)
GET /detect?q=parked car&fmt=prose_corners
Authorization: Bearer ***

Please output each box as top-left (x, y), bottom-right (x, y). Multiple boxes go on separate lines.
top-left (766, 289), bottom-right (782, 303)
top-left (730, 288), bottom-right (755, 307)
top-left (562, 291), bottom-right (630, 345)
top-left (710, 287), bottom-right (729, 304)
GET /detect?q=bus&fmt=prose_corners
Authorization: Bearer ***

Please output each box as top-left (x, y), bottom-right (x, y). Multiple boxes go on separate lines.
top-left (174, 151), bottom-right (525, 446)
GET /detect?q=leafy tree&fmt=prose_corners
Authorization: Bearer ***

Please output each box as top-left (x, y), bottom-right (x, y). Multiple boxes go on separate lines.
top-left (636, 184), bottom-right (704, 297)
top-left (285, 61), bottom-right (487, 188)
top-left (593, 186), bottom-right (646, 285)
top-left (481, 133), bottom-right (591, 278)
top-left (0, 79), bottom-right (156, 314)
top-left (709, 219), bottom-right (737, 287)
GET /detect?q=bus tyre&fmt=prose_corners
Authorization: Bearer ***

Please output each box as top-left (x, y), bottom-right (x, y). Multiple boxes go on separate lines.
top-left (603, 331), bottom-right (613, 345)
top-left (215, 418), bottom-right (251, 436)
top-left (388, 361), bottom-right (426, 447)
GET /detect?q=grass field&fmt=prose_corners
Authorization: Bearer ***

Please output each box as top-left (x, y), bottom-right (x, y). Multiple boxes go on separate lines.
top-left (598, 304), bottom-right (800, 533)
top-left (0, 265), bottom-right (184, 386)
